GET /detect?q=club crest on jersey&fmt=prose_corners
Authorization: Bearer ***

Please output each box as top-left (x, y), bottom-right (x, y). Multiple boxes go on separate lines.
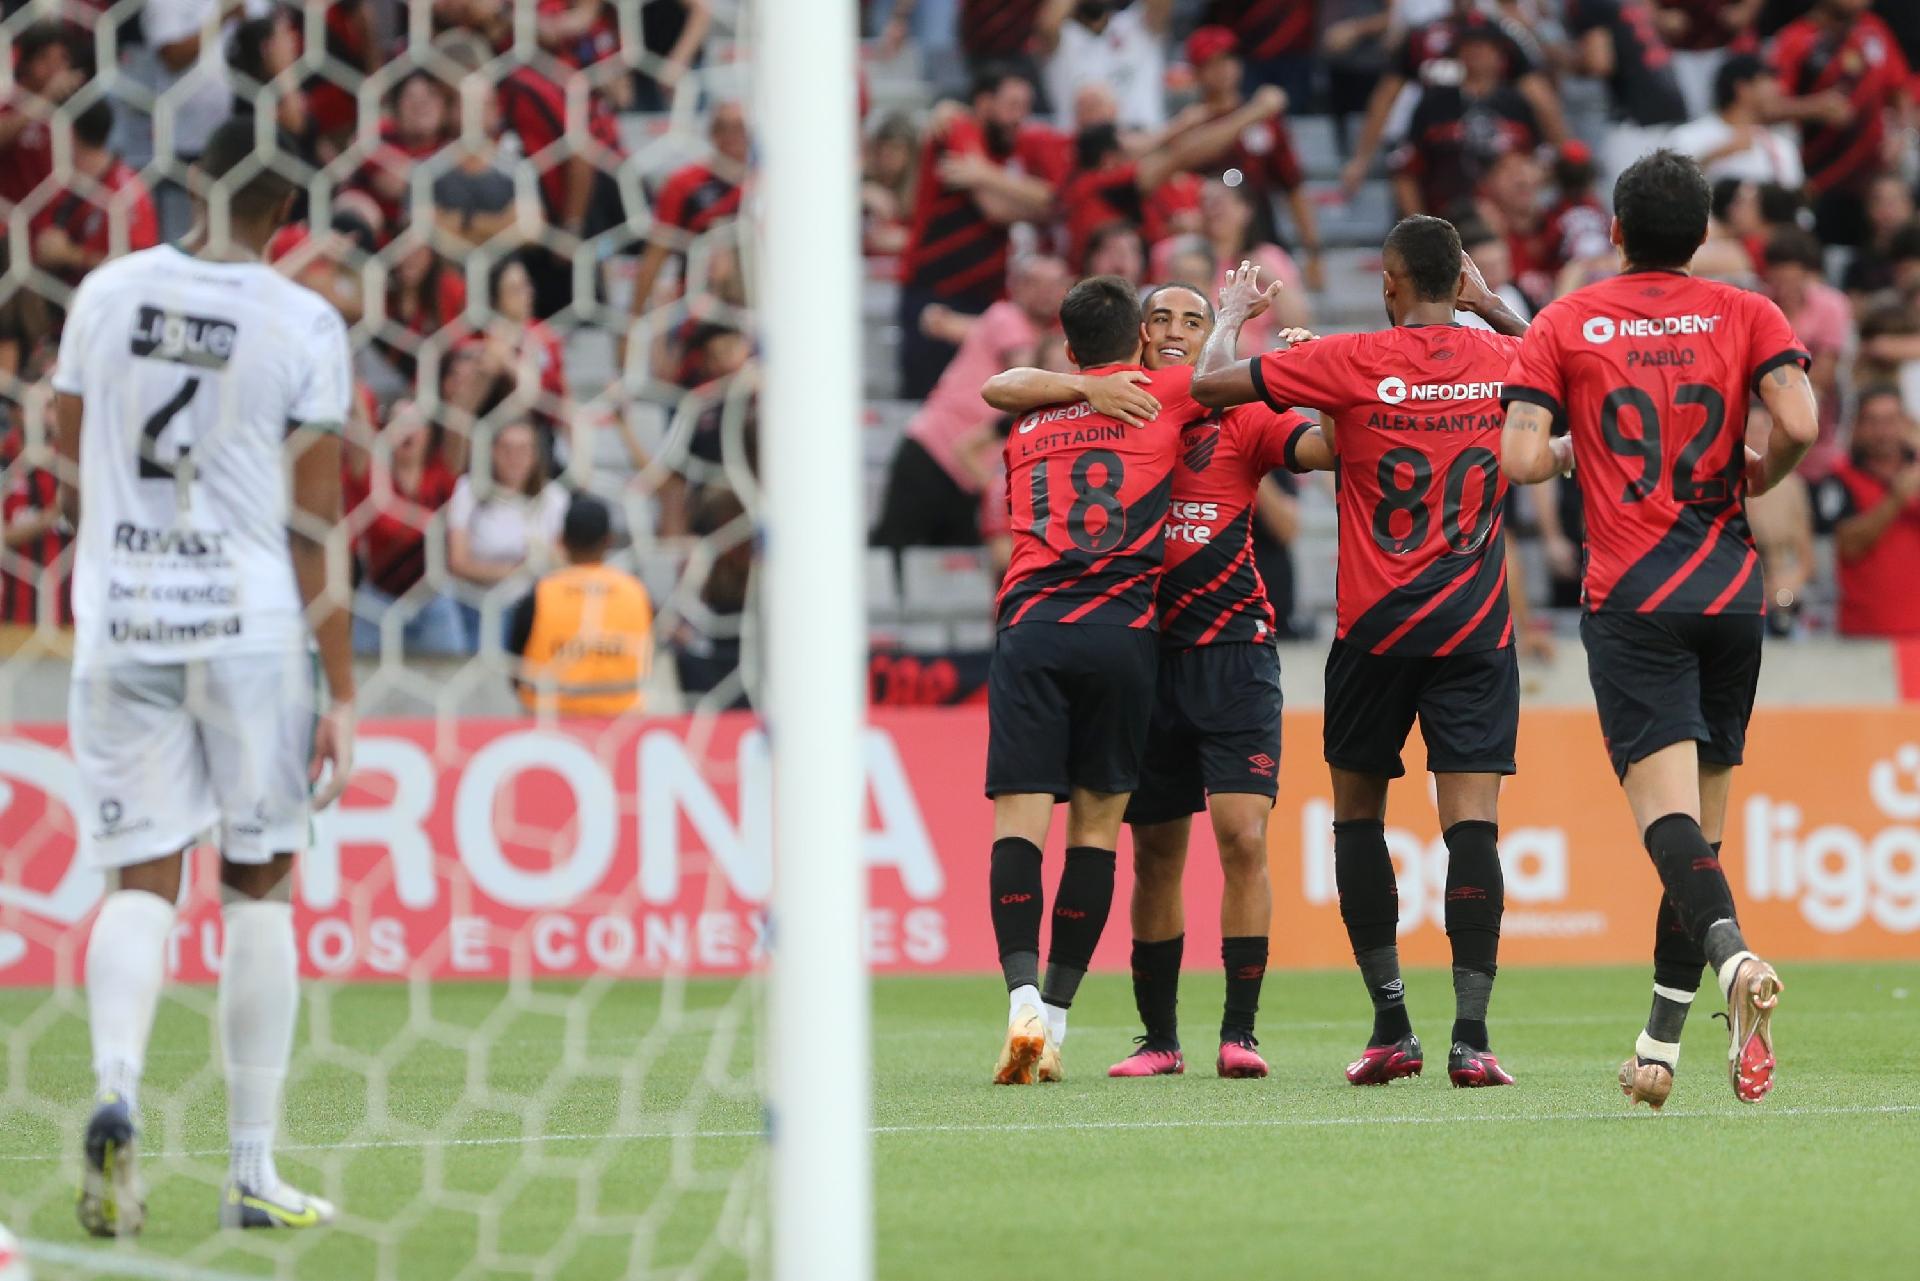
top-left (130, 305), bottom-right (237, 369)
top-left (1182, 422), bottom-right (1219, 472)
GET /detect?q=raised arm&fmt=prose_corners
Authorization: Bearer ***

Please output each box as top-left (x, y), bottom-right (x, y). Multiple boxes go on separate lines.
top-left (1191, 261), bottom-right (1282, 408)
top-left (1138, 86), bottom-right (1286, 192)
top-left (1459, 253), bottom-right (1529, 337)
top-left (1749, 362), bottom-right (1819, 496)
top-left (981, 366), bottom-right (1160, 427)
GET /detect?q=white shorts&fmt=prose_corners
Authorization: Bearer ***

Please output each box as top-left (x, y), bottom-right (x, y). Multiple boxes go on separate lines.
top-left (69, 651), bottom-right (317, 869)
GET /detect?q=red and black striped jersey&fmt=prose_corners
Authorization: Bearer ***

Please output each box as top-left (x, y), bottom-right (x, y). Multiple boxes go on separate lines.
top-left (1204, 0), bottom-right (1317, 60)
top-left (1771, 12), bottom-right (1914, 197)
top-left (959, 0), bottom-right (1042, 58)
top-left (1252, 326), bottom-right (1518, 656)
top-left (1, 464), bottom-right (72, 626)
top-left (1157, 404), bottom-right (1314, 650)
top-left (654, 161), bottom-right (743, 238)
top-left (995, 364), bottom-right (1198, 629)
top-left (900, 116), bottom-right (1069, 309)
top-left (1502, 272), bottom-right (1808, 615)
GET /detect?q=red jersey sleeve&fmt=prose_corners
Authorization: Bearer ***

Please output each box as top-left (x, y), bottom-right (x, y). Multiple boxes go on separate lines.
top-left (1500, 308), bottom-right (1570, 429)
top-left (126, 182), bottom-right (159, 251)
top-left (655, 167), bottom-right (695, 229)
top-left (1741, 291), bottom-right (1811, 392)
top-left (1249, 339), bottom-right (1359, 417)
top-left (1240, 406), bottom-right (1315, 477)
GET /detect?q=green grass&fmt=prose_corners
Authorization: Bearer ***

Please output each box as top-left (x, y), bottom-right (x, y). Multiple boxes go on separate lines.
top-left (3, 964), bottom-right (1918, 1279)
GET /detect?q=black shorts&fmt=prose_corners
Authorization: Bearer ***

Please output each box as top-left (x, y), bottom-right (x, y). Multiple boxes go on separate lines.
top-left (985, 623), bottom-right (1160, 799)
top-left (1323, 640), bottom-right (1519, 779)
top-left (1580, 611), bottom-right (1763, 780)
top-left (1125, 642), bottom-right (1284, 826)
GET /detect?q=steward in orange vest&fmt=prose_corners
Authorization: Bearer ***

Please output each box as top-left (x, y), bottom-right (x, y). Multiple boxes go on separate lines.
top-left (506, 494), bottom-right (653, 715)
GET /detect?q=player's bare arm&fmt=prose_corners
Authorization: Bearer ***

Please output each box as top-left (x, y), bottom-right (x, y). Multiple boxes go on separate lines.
top-left (1291, 424), bottom-right (1334, 472)
top-left (1749, 363), bottom-right (1820, 496)
top-left (980, 367), bottom-right (1160, 427)
top-left (1499, 401), bottom-right (1565, 484)
top-left (288, 427), bottom-right (357, 808)
top-left (53, 390), bottom-right (82, 525)
top-left (1190, 261), bottom-right (1280, 409)
top-left (1458, 253), bottom-right (1530, 339)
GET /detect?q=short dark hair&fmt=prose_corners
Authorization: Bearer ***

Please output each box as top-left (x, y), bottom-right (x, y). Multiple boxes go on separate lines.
top-left (72, 98), bottom-right (113, 150)
top-left (1764, 226), bottom-right (1824, 272)
top-left (1058, 275), bottom-right (1142, 368)
top-left (1612, 150), bottom-right (1710, 270)
top-left (1709, 176), bottom-right (1748, 225)
top-left (16, 22), bottom-right (69, 68)
top-left (1143, 282), bottom-right (1214, 323)
top-left (1383, 215), bottom-right (1463, 302)
top-left (1756, 181), bottom-right (1804, 227)
top-left (970, 62), bottom-right (1029, 102)
top-left (1857, 383), bottom-right (1905, 415)
top-left (197, 116), bottom-right (300, 223)
top-left (1714, 54), bottom-right (1767, 112)
top-left (1075, 123), bottom-right (1122, 171)
top-left (562, 493), bottom-right (613, 553)
top-left (1886, 217), bottom-right (1920, 263)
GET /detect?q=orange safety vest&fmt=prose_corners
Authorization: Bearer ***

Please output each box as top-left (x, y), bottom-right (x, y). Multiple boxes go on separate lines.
top-left (517, 562), bottom-right (653, 716)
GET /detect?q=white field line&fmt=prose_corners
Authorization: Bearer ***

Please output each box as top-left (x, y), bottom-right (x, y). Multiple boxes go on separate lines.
top-left (2, 1103), bottom-right (1915, 1166)
top-left (21, 1238), bottom-right (265, 1281)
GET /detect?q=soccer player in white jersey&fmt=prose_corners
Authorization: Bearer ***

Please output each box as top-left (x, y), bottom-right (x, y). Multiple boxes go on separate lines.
top-left (52, 119), bottom-right (356, 1235)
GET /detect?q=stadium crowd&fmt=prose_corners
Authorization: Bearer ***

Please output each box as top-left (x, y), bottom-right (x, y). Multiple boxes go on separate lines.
top-left (2, 0), bottom-right (1920, 710)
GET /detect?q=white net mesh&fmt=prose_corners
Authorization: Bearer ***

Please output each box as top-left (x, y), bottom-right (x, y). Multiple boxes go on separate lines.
top-left (0, 1), bottom-right (771, 1276)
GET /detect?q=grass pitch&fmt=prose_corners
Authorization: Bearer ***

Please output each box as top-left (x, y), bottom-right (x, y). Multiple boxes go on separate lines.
top-left (2, 963), bottom-right (1917, 1279)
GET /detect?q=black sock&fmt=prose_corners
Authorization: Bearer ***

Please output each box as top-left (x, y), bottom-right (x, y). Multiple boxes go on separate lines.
top-left (1040, 846), bottom-right (1116, 1010)
top-left (1130, 935), bottom-right (1183, 1050)
top-left (989, 837), bottom-right (1043, 992)
top-left (1220, 936), bottom-right (1267, 1044)
top-left (1334, 819), bottom-right (1408, 1044)
top-left (1443, 820), bottom-right (1503, 1051)
top-left (1646, 889), bottom-right (1706, 1047)
top-left (1643, 814), bottom-right (1743, 967)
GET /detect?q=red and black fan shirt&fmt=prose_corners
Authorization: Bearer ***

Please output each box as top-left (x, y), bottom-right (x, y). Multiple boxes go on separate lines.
top-left (959, 0), bottom-right (1042, 59)
top-left (1204, 0), bottom-right (1317, 59)
top-left (1252, 325), bottom-right (1518, 656)
top-left (1, 463), bottom-right (71, 626)
top-left (1156, 403), bottom-right (1314, 650)
top-left (900, 115), bottom-right (1068, 309)
top-left (1393, 84), bottom-right (1540, 217)
top-left (654, 160), bottom-right (744, 240)
top-left (1771, 12), bottom-right (1915, 197)
top-left (1502, 272), bottom-right (1808, 615)
top-left (995, 363), bottom-right (1198, 629)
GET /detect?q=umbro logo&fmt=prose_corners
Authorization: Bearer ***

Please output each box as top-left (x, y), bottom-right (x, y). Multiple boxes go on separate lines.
top-left (1248, 753), bottom-right (1275, 777)
top-left (998, 893), bottom-right (1033, 905)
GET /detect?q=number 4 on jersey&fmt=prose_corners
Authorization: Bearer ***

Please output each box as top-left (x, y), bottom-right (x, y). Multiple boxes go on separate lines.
top-left (139, 374), bottom-right (200, 513)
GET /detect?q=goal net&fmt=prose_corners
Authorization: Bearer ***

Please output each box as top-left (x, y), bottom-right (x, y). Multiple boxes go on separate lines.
top-left (0, 1), bottom-right (866, 1276)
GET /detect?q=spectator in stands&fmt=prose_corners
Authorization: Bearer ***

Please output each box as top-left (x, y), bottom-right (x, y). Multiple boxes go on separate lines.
top-left (1058, 90), bottom-right (1285, 273)
top-left (863, 113), bottom-right (921, 257)
top-left (344, 400), bottom-right (465, 656)
top-left (1176, 26), bottom-right (1323, 290)
top-left (30, 101), bottom-right (159, 291)
top-left (1342, 0), bottom-right (1566, 200)
top-left (132, 0), bottom-right (271, 238)
top-left (1321, 1), bottom-right (1395, 145)
top-left (507, 493), bottom-right (654, 716)
top-left (380, 238), bottom-right (467, 383)
top-left (634, 0), bottom-right (713, 112)
top-left (896, 65), bottom-right (1065, 399)
top-left (361, 69), bottom-right (456, 231)
top-left (1858, 304), bottom-right (1920, 418)
top-left (1691, 177), bottom-right (1764, 284)
top-left (1771, 0), bottom-right (1915, 246)
top-left (446, 418), bottom-right (569, 648)
top-left (431, 74), bottom-right (528, 250)
top-left (1666, 54), bottom-right (1803, 188)
top-left (1472, 150), bottom-right (1549, 309)
top-left (0, 246), bottom-right (52, 401)
top-left (1763, 227), bottom-right (1853, 449)
top-left (1037, 0), bottom-right (1170, 133)
top-left (269, 192), bottom-right (380, 327)
top-left (1745, 462), bottom-right (1814, 637)
top-left (228, 7), bottom-right (313, 162)
top-left (1200, 179), bottom-right (1310, 350)
top-left (1202, 0), bottom-right (1320, 108)
top-left (1842, 183), bottom-right (1919, 305)
top-left (625, 101), bottom-right (749, 356)
top-left (1655, 0), bottom-right (1763, 119)
top-left (1538, 142), bottom-right (1614, 295)
top-left (673, 484), bottom-right (752, 708)
top-left (538, 0), bottom-right (624, 87)
top-left (949, 0), bottom-right (1043, 82)
top-left (1569, 0), bottom-right (1690, 188)
top-left (0, 23), bottom-right (82, 216)
top-left (1817, 386), bottom-right (1920, 637)
top-left (1390, 26), bottom-right (1543, 218)
top-left (1, 402), bottom-right (71, 630)
top-left (1083, 222), bottom-right (1147, 290)
top-left (872, 254), bottom-right (1069, 548)
top-left (1150, 234), bottom-right (1216, 296)
top-left (458, 254), bottom-right (573, 461)
top-left (306, 1), bottom-right (377, 155)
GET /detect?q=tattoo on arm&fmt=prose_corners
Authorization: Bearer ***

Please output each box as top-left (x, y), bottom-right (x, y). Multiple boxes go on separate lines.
top-left (1510, 403), bottom-right (1553, 434)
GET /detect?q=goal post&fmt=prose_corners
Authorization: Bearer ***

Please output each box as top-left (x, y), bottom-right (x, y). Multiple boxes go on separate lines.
top-left (755, 2), bottom-right (873, 1279)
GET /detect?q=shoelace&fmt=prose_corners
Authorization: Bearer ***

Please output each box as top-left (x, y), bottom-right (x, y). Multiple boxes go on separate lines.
top-left (1225, 1034), bottom-right (1259, 1050)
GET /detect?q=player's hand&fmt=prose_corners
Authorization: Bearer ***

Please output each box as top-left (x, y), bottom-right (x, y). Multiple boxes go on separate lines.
top-left (1549, 434), bottom-right (1575, 477)
top-left (33, 226), bottom-right (74, 267)
top-left (1518, 626), bottom-right (1557, 664)
top-left (1250, 85), bottom-right (1288, 118)
top-left (1219, 259), bottom-right (1283, 321)
top-left (1811, 90), bottom-right (1853, 126)
top-left (1274, 326), bottom-right (1319, 347)
top-left (1458, 251), bottom-right (1496, 314)
top-left (1544, 530), bottom-right (1578, 580)
top-left (309, 700), bottom-right (357, 810)
top-left (1081, 370), bottom-right (1160, 427)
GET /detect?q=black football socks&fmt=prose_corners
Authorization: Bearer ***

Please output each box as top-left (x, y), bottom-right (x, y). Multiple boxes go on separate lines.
top-left (1040, 847), bottom-right (1117, 1013)
top-left (989, 837), bottom-right (1043, 993)
top-left (1220, 935), bottom-right (1268, 1045)
top-left (1334, 819), bottom-right (1411, 1045)
top-left (1644, 814), bottom-right (1747, 971)
top-left (1130, 935), bottom-right (1183, 1050)
top-left (1443, 820), bottom-right (1503, 1052)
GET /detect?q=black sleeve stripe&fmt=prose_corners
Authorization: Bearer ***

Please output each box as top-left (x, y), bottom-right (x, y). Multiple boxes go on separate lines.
top-left (1248, 356), bottom-right (1282, 414)
top-left (1750, 347), bottom-right (1812, 396)
top-left (1500, 384), bottom-right (1566, 433)
top-left (1283, 422), bottom-right (1310, 474)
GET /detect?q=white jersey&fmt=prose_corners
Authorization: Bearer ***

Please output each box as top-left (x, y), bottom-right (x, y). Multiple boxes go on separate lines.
top-left (1046, 9), bottom-right (1166, 132)
top-left (52, 245), bottom-right (351, 673)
